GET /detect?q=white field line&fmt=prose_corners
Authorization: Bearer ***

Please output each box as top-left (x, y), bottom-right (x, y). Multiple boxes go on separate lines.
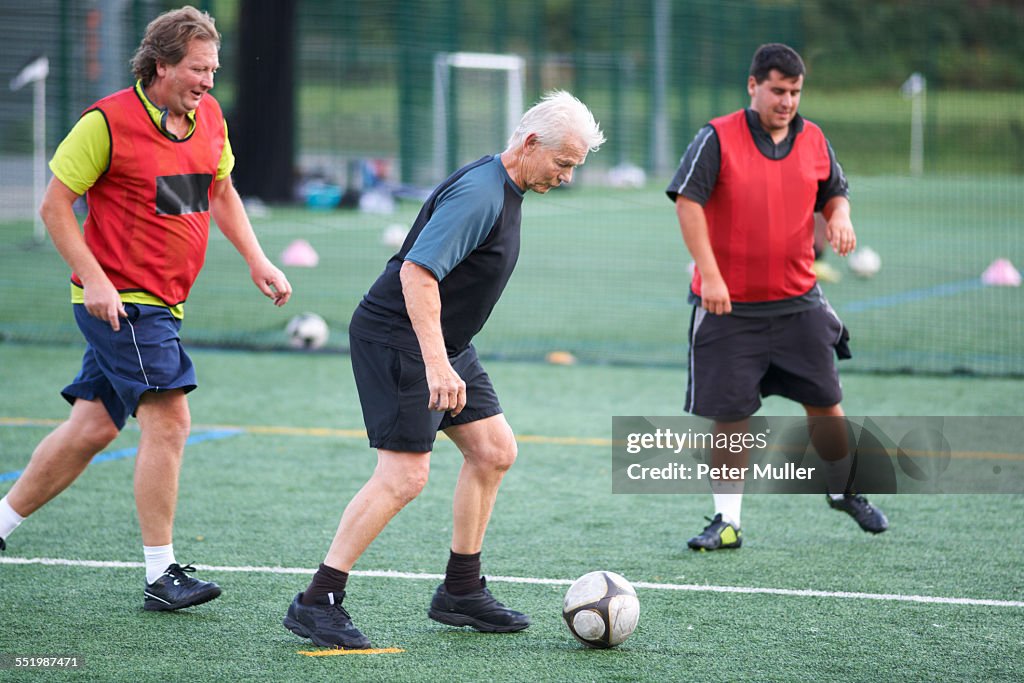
top-left (2, 556), bottom-right (1022, 609)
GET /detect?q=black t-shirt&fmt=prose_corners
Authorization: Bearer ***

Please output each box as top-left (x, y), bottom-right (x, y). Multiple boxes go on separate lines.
top-left (350, 155), bottom-right (525, 354)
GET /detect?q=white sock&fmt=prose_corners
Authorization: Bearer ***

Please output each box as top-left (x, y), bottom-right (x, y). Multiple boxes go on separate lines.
top-left (0, 496), bottom-right (26, 540)
top-left (823, 454), bottom-right (854, 499)
top-left (143, 544), bottom-right (176, 584)
top-left (712, 487), bottom-right (744, 529)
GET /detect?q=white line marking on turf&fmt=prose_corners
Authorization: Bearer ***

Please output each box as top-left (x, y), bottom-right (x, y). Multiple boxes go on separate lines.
top-left (2, 556), bottom-right (1022, 609)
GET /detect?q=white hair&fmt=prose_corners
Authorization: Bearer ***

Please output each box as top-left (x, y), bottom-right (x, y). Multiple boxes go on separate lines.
top-left (507, 90), bottom-right (605, 152)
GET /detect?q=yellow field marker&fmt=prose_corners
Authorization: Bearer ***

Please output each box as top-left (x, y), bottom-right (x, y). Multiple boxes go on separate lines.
top-left (298, 647), bottom-right (405, 657)
top-left (2, 416), bottom-right (1020, 460)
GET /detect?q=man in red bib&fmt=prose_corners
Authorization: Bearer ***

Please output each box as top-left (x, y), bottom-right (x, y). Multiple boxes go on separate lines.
top-left (0, 6), bottom-right (292, 608)
top-left (666, 43), bottom-right (887, 550)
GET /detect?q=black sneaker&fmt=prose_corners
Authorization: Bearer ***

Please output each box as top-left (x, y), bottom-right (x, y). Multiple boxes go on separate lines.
top-left (687, 513), bottom-right (742, 551)
top-left (827, 493), bottom-right (889, 533)
top-left (282, 592), bottom-right (371, 649)
top-left (143, 563), bottom-right (222, 611)
top-left (0, 537), bottom-right (6, 551)
top-left (427, 578), bottom-right (530, 632)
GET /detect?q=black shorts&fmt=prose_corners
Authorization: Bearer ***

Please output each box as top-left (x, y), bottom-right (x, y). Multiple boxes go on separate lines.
top-left (685, 304), bottom-right (848, 419)
top-left (349, 333), bottom-right (503, 452)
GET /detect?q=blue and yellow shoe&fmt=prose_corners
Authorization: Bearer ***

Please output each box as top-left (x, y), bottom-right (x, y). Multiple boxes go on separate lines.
top-left (687, 513), bottom-right (742, 551)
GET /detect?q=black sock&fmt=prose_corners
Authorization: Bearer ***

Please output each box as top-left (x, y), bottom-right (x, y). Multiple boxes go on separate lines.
top-left (444, 550), bottom-right (483, 595)
top-left (301, 563), bottom-right (349, 605)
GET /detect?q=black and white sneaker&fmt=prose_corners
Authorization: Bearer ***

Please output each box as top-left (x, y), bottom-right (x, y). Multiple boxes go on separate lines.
top-left (283, 591), bottom-right (372, 649)
top-left (428, 578), bottom-right (530, 632)
top-left (827, 493), bottom-right (889, 533)
top-left (143, 563), bottom-right (222, 611)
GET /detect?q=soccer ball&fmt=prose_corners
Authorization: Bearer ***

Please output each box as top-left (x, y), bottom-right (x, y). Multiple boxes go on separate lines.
top-left (562, 571), bottom-right (640, 648)
top-left (848, 246), bottom-right (881, 278)
top-left (285, 312), bottom-right (329, 350)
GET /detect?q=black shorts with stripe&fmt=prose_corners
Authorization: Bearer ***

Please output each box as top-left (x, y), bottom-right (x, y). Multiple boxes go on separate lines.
top-left (685, 304), bottom-right (849, 419)
top-left (349, 333), bottom-right (502, 453)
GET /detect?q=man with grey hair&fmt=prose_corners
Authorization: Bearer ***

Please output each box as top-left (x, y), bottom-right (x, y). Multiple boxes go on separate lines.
top-left (283, 90), bottom-right (604, 649)
top-left (0, 5), bottom-right (291, 611)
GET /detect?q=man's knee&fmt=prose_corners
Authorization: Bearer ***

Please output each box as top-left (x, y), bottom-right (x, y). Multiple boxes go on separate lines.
top-left (469, 430), bottom-right (518, 473)
top-left (394, 470), bottom-right (429, 505)
top-left (68, 400), bottom-right (120, 451)
top-left (377, 454), bottom-right (430, 505)
top-left (137, 391), bottom-right (191, 442)
top-left (82, 421), bottom-right (120, 451)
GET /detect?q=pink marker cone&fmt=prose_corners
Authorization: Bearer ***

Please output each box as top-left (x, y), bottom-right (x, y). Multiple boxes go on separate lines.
top-left (981, 258), bottom-right (1021, 287)
top-left (281, 239), bottom-right (320, 268)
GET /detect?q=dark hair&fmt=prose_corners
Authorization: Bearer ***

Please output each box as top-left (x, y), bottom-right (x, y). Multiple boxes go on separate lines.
top-left (749, 43), bottom-right (805, 83)
top-left (130, 6), bottom-right (220, 85)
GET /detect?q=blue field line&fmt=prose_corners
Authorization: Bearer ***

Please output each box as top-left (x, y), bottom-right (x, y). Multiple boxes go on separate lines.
top-left (841, 277), bottom-right (983, 313)
top-left (0, 428), bottom-right (243, 483)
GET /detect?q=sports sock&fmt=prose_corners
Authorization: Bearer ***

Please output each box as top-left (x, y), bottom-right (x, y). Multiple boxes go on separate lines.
top-left (143, 544), bottom-right (176, 585)
top-left (712, 489), bottom-right (743, 529)
top-left (444, 550), bottom-right (483, 595)
top-left (823, 454), bottom-right (854, 498)
top-left (301, 563), bottom-right (349, 605)
top-left (0, 496), bottom-right (26, 540)
top-left (808, 415), bottom-right (854, 497)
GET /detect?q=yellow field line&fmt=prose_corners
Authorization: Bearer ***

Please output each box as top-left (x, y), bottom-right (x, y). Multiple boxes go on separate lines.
top-left (0, 417), bottom-right (609, 448)
top-left (232, 424), bottom-right (368, 439)
top-left (298, 647), bottom-right (404, 657)
top-left (221, 424), bottom-right (610, 447)
top-left (3, 416), bottom-right (1021, 460)
top-left (1, 417), bottom-right (64, 427)
top-left (515, 434), bottom-right (610, 447)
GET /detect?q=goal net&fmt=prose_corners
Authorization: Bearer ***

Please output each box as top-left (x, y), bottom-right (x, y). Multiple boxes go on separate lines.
top-left (432, 52), bottom-right (525, 180)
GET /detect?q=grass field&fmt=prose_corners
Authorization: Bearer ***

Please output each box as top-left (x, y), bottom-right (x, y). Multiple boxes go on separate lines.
top-left (2, 175), bottom-right (1022, 375)
top-left (1, 343), bottom-right (1022, 682)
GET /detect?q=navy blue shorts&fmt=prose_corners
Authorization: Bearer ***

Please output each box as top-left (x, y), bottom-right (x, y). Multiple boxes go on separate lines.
top-left (62, 303), bottom-right (197, 429)
top-left (349, 333), bottom-right (502, 453)
top-left (685, 304), bottom-right (847, 419)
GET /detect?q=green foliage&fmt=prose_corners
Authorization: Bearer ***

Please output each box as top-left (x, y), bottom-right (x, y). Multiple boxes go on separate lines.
top-left (290, 0), bottom-right (1024, 90)
top-left (805, 0), bottom-right (1024, 88)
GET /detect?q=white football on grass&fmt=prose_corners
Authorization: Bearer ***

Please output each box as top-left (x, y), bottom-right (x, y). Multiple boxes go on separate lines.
top-left (562, 571), bottom-right (640, 648)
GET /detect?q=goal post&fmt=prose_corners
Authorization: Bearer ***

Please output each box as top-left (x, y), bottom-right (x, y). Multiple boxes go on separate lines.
top-left (9, 55), bottom-right (49, 244)
top-left (432, 52), bottom-right (525, 180)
